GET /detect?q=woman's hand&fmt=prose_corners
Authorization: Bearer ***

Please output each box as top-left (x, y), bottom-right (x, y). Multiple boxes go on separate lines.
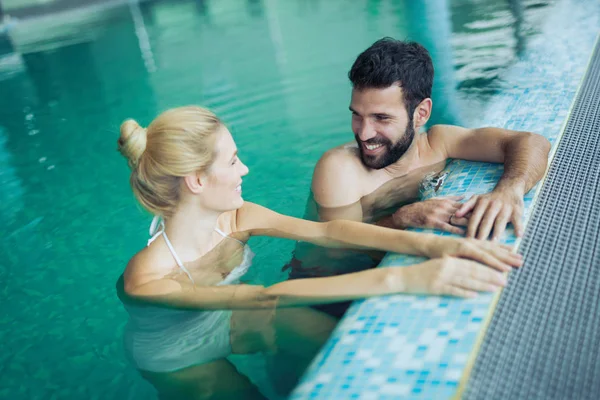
top-left (422, 236), bottom-right (522, 272)
top-left (395, 256), bottom-right (508, 298)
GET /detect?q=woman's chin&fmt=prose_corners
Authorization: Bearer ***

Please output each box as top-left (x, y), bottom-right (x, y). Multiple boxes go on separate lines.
top-left (233, 197), bottom-right (245, 209)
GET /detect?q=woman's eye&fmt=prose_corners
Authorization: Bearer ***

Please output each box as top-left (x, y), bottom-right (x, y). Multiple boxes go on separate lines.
top-left (231, 158), bottom-right (238, 165)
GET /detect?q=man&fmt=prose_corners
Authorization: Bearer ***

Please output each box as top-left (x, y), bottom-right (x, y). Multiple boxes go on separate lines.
top-left (284, 38), bottom-right (550, 317)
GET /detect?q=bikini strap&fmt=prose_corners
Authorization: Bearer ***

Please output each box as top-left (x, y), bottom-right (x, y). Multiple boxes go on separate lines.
top-left (147, 215), bottom-right (164, 245)
top-left (147, 216), bottom-right (195, 284)
top-left (214, 227), bottom-right (244, 245)
top-left (214, 227), bottom-right (228, 237)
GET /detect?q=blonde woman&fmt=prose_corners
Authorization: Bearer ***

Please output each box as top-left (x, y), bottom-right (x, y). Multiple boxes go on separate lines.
top-left (116, 106), bottom-right (521, 399)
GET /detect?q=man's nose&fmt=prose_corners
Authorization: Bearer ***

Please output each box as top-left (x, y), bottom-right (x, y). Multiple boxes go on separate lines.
top-left (357, 120), bottom-right (377, 141)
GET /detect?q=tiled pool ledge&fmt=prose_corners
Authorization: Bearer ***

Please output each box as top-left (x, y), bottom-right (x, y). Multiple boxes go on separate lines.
top-left (291, 1), bottom-right (600, 399)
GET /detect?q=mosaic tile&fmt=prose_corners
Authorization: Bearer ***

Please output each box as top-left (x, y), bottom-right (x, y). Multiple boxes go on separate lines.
top-left (291, 2), bottom-right (600, 399)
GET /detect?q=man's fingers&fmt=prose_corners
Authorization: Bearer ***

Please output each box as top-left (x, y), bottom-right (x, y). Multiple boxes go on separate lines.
top-left (467, 200), bottom-right (489, 238)
top-left (512, 209), bottom-right (525, 237)
top-left (450, 201), bottom-right (464, 209)
top-left (455, 196), bottom-right (478, 217)
top-left (476, 203), bottom-right (502, 240)
top-left (491, 209), bottom-right (512, 242)
top-left (443, 195), bottom-right (465, 201)
top-left (450, 216), bottom-right (469, 227)
top-left (437, 222), bottom-right (466, 236)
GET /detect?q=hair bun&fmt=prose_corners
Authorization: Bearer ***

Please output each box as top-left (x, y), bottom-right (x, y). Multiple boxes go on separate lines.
top-left (118, 119), bottom-right (147, 168)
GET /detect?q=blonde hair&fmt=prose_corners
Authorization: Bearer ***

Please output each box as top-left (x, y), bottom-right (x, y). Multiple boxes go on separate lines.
top-left (117, 106), bottom-right (222, 217)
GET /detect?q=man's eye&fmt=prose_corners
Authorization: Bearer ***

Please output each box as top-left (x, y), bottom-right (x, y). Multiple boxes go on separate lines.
top-left (376, 115), bottom-right (389, 121)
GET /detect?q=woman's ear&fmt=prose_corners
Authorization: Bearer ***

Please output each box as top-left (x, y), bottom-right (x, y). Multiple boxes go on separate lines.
top-left (184, 172), bottom-right (203, 194)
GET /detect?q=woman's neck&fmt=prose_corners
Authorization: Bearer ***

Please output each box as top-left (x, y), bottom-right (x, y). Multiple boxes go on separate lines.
top-left (163, 201), bottom-right (222, 258)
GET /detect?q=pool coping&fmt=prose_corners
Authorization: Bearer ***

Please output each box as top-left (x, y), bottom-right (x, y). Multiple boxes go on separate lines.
top-left (453, 29), bottom-right (600, 400)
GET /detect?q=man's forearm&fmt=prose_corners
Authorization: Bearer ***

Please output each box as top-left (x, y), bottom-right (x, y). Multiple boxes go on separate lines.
top-left (496, 132), bottom-right (550, 194)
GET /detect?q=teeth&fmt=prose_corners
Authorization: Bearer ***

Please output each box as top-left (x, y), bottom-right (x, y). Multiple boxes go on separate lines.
top-left (365, 143), bottom-right (383, 151)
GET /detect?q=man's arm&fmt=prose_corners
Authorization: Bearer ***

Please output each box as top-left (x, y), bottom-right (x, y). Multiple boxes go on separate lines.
top-left (428, 125), bottom-right (551, 240)
top-left (375, 196), bottom-right (467, 234)
top-left (313, 147), bottom-right (467, 234)
top-left (311, 149), bottom-right (365, 222)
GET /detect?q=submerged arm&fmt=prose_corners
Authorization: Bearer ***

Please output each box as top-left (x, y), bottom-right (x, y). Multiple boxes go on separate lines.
top-left (124, 254), bottom-right (510, 310)
top-left (123, 265), bottom-right (407, 310)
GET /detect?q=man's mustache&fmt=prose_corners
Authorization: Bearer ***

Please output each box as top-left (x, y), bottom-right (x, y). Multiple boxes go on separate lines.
top-left (355, 136), bottom-right (391, 146)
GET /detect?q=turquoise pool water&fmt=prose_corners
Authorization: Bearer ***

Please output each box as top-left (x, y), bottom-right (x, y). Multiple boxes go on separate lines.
top-left (0, 0), bottom-right (555, 398)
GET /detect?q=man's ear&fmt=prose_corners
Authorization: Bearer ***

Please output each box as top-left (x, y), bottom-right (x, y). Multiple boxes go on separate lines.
top-left (183, 172), bottom-right (203, 194)
top-left (413, 98), bottom-right (432, 129)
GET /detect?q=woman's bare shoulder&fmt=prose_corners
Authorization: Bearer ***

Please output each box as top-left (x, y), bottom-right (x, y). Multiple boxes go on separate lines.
top-left (122, 245), bottom-right (177, 293)
top-left (221, 208), bottom-right (251, 241)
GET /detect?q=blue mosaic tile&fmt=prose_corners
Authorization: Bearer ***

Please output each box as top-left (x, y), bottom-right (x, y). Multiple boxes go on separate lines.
top-left (291, 2), bottom-right (600, 399)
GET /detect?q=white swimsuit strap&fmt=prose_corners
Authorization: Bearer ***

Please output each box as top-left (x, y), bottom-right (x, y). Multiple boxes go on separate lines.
top-left (147, 216), bottom-right (195, 284)
top-left (214, 227), bottom-right (244, 245)
top-left (214, 227), bottom-right (228, 237)
top-left (147, 215), bottom-right (163, 245)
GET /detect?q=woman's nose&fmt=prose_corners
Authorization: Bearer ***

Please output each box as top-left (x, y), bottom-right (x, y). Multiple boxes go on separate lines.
top-left (240, 161), bottom-right (249, 176)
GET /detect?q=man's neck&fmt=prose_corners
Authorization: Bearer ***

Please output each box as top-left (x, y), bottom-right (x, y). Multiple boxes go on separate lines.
top-left (381, 133), bottom-right (423, 178)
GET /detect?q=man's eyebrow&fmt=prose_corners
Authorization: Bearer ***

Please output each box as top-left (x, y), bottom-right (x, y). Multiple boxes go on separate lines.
top-left (349, 106), bottom-right (358, 113)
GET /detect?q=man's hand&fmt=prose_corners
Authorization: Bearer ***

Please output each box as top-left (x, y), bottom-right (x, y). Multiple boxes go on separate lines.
top-left (393, 196), bottom-right (469, 235)
top-left (455, 188), bottom-right (525, 241)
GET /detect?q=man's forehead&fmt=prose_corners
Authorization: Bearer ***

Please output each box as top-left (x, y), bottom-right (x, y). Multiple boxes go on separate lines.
top-left (350, 85), bottom-right (406, 113)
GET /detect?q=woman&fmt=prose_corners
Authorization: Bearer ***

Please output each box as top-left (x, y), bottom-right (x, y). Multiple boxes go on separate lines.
top-left (116, 106), bottom-right (521, 399)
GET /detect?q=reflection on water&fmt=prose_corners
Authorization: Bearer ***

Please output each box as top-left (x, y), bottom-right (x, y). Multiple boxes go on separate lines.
top-left (0, 0), bottom-right (553, 398)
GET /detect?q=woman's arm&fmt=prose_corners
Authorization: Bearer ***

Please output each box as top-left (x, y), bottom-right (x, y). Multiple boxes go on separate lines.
top-left (236, 202), bottom-right (522, 272)
top-left (123, 256), bottom-right (507, 310)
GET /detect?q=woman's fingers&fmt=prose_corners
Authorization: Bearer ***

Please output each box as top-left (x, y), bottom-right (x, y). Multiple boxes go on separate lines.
top-left (457, 242), bottom-right (511, 272)
top-left (487, 244), bottom-right (523, 268)
top-left (444, 285), bottom-right (478, 298)
top-left (462, 240), bottom-right (523, 271)
top-left (453, 277), bottom-right (502, 293)
top-left (446, 259), bottom-right (507, 297)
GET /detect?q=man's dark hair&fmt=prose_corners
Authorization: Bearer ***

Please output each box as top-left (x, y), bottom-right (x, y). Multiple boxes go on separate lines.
top-left (349, 38), bottom-right (434, 115)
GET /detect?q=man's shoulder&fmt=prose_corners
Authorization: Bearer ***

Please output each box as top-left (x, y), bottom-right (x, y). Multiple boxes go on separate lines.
top-left (424, 124), bottom-right (469, 156)
top-left (316, 144), bottom-right (365, 175)
top-left (311, 144), bottom-right (366, 208)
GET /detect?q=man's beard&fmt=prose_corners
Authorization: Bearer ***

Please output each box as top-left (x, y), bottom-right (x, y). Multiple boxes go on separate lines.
top-left (357, 121), bottom-right (416, 170)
